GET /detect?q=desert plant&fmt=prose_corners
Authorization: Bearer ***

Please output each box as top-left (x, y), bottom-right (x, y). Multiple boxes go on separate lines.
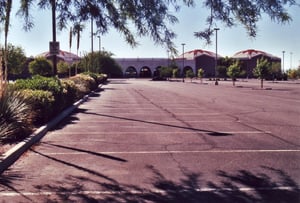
top-left (68, 74), bottom-right (97, 97)
top-left (0, 89), bottom-right (33, 142)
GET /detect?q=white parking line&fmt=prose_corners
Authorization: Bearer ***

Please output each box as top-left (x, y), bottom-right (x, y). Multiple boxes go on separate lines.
top-left (0, 186), bottom-right (296, 197)
top-left (41, 149), bottom-right (300, 156)
top-left (50, 131), bottom-right (272, 135)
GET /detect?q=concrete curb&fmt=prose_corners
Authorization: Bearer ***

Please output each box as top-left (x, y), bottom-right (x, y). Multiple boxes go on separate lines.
top-left (0, 86), bottom-right (102, 174)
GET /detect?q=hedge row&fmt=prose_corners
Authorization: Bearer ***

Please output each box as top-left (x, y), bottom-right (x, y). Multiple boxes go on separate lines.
top-left (0, 73), bottom-right (107, 143)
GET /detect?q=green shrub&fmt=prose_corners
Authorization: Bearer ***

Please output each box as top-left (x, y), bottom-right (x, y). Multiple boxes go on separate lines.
top-left (21, 89), bottom-right (55, 125)
top-left (29, 57), bottom-right (53, 76)
top-left (14, 75), bottom-right (63, 95)
top-left (0, 89), bottom-right (33, 142)
top-left (14, 75), bottom-right (66, 115)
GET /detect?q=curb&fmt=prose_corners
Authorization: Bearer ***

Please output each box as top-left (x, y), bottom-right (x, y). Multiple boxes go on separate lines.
top-left (0, 85), bottom-right (102, 174)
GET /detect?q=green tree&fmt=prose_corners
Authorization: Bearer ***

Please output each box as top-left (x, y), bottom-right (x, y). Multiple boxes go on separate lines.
top-left (7, 43), bottom-right (27, 77)
top-left (57, 61), bottom-right (69, 77)
top-left (160, 66), bottom-right (173, 80)
top-left (227, 61), bottom-right (241, 86)
top-left (197, 68), bottom-right (204, 83)
top-left (287, 69), bottom-right (298, 79)
top-left (29, 57), bottom-right (53, 77)
top-left (186, 69), bottom-right (195, 82)
top-left (217, 65), bottom-right (227, 79)
top-left (270, 62), bottom-right (282, 80)
top-left (253, 57), bottom-right (271, 88)
top-left (79, 51), bottom-right (123, 77)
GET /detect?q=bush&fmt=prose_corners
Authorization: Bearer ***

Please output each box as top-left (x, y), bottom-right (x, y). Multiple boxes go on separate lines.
top-left (0, 89), bottom-right (33, 142)
top-left (57, 61), bottom-right (70, 77)
top-left (21, 89), bottom-right (55, 125)
top-left (68, 74), bottom-right (97, 97)
top-left (14, 75), bottom-right (66, 116)
top-left (29, 57), bottom-right (53, 76)
top-left (61, 79), bottom-right (79, 106)
top-left (14, 75), bottom-right (63, 96)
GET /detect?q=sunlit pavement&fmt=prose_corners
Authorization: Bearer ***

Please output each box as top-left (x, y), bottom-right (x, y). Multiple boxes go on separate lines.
top-left (1, 78), bottom-right (299, 202)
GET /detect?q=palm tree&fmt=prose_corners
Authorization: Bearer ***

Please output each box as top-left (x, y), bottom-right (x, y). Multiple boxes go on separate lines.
top-left (0, 0), bottom-right (12, 95)
top-left (73, 23), bottom-right (84, 74)
top-left (4, 0), bottom-right (12, 82)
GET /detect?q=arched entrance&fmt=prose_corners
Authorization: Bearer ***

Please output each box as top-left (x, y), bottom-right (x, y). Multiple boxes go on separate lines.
top-left (125, 66), bottom-right (138, 78)
top-left (183, 66), bottom-right (193, 75)
top-left (139, 66), bottom-right (152, 78)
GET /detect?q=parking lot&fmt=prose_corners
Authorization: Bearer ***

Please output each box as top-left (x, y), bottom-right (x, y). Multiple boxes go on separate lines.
top-left (0, 79), bottom-right (299, 202)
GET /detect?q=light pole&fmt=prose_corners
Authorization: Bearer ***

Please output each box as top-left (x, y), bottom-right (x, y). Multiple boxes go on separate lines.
top-left (290, 52), bottom-right (293, 70)
top-left (97, 36), bottom-right (101, 53)
top-left (214, 28), bottom-right (220, 85)
top-left (51, 0), bottom-right (58, 75)
top-left (282, 51), bottom-right (285, 74)
top-left (181, 43), bottom-right (185, 82)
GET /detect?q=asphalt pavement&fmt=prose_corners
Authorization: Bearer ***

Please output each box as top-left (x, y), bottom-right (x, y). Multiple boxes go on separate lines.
top-left (0, 78), bottom-right (299, 202)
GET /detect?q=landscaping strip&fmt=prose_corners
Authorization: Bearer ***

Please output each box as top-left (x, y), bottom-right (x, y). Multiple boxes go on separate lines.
top-left (0, 85), bottom-right (101, 174)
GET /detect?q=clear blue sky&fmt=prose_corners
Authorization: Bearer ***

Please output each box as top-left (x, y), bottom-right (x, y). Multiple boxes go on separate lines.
top-left (5, 2), bottom-right (300, 69)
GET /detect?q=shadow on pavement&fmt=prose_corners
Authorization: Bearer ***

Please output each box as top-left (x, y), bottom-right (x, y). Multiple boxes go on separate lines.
top-left (41, 142), bottom-right (127, 162)
top-left (83, 112), bottom-right (233, 137)
top-left (26, 165), bottom-right (299, 202)
top-left (0, 169), bottom-right (33, 201)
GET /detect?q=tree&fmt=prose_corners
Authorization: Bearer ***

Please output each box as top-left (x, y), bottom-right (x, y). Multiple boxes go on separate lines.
top-left (227, 61), bottom-right (241, 86)
top-left (29, 57), bottom-right (53, 77)
top-left (186, 69), bottom-right (195, 82)
top-left (287, 69), bottom-right (299, 79)
top-left (270, 62), bottom-right (282, 81)
top-left (7, 43), bottom-right (27, 78)
top-left (193, 0), bottom-right (296, 44)
top-left (217, 65), bottom-right (227, 79)
top-left (57, 61), bottom-right (69, 77)
top-left (78, 51), bottom-right (123, 77)
top-left (197, 68), bottom-right (204, 83)
top-left (160, 66), bottom-right (173, 80)
top-left (253, 57), bottom-right (271, 89)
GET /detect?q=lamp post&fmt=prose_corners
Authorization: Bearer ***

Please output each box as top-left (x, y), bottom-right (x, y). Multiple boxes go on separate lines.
top-left (97, 36), bottom-right (101, 53)
top-left (290, 52), bottom-right (293, 70)
top-left (282, 51), bottom-right (285, 74)
top-left (214, 28), bottom-right (220, 85)
top-left (181, 43), bottom-right (185, 82)
top-left (51, 0), bottom-right (58, 75)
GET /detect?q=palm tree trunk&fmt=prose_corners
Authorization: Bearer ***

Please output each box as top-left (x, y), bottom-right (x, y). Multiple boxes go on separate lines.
top-left (4, 0), bottom-right (12, 82)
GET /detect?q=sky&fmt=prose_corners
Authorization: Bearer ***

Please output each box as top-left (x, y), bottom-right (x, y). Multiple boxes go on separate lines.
top-left (4, 1), bottom-right (300, 69)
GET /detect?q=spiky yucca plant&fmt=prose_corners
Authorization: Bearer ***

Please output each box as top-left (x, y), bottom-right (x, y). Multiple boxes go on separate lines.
top-left (0, 89), bottom-right (33, 143)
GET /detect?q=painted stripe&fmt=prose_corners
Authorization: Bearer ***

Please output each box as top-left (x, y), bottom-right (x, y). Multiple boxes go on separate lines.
top-left (41, 149), bottom-right (300, 156)
top-left (0, 186), bottom-right (296, 197)
top-left (50, 131), bottom-right (272, 135)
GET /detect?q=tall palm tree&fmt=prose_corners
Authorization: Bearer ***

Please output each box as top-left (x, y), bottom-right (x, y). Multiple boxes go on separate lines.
top-left (4, 0), bottom-right (12, 82)
top-left (73, 22), bottom-right (84, 74)
top-left (73, 23), bottom-right (84, 56)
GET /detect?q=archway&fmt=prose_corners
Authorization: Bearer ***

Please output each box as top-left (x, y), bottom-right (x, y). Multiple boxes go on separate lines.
top-left (125, 66), bottom-right (138, 78)
top-left (139, 66), bottom-right (152, 78)
top-left (183, 66), bottom-right (193, 75)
